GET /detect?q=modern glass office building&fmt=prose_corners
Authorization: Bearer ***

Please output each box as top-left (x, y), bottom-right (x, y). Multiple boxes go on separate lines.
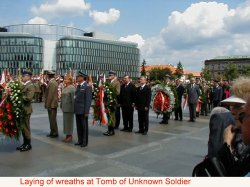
top-left (0, 32), bottom-right (43, 75)
top-left (0, 24), bottom-right (140, 77)
top-left (57, 36), bottom-right (140, 78)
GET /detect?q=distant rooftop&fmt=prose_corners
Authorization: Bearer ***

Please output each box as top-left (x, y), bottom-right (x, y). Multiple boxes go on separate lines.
top-left (213, 55), bottom-right (250, 60)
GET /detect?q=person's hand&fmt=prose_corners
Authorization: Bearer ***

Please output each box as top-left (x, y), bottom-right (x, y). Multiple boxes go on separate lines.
top-left (224, 125), bottom-right (236, 152)
top-left (84, 113), bottom-right (89, 118)
top-left (145, 107), bottom-right (149, 111)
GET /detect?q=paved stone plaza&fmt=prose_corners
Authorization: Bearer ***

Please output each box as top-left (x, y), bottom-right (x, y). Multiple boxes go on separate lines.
top-left (0, 103), bottom-right (209, 177)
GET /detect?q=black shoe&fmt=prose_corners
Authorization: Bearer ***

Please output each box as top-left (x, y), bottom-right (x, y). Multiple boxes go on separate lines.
top-left (188, 119), bottom-right (195, 122)
top-left (103, 131), bottom-right (115, 136)
top-left (179, 119), bottom-right (183, 121)
top-left (142, 132), bottom-right (147, 135)
top-left (127, 129), bottom-right (132, 132)
top-left (20, 144), bottom-right (32, 152)
top-left (46, 133), bottom-right (52, 137)
top-left (16, 144), bottom-right (25, 151)
top-left (120, 128), bottom-right (128, 131)
top-left (135, 130), bottom-right (143, 134)
top-left (74, 142), bottom-right (83, 146)
top-left (174, 118), bottom-right (178, 121)
top-left (80, 144), bottom-right (87, 147)
top-left (160, 121), bottom-right (168, 124)
top-left (50, 134), bottom-right (59, 138)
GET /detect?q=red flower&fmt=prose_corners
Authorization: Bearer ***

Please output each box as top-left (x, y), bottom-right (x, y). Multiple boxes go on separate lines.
top-left (105, 109), bottom-right (109, 114)
top-left (7, 114), bottom-right (13, 121)
top-left (0, 110), bottom-right (4, 117)
top-left (6, 102), bottom-right (11, 109)
top-left (5, 128), bottom-right (8, 134)
top-left (7, 109), bottom-right (11, 114)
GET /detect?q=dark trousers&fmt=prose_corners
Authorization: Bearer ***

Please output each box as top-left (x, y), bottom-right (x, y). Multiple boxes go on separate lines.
top-left (188, 103), bottom-right (197, 121)
top-left (48, 108), bottom-right (58, 135)
top-left (138, 109), bottom-right (149, 133)
top-left (121, 106), bottom-right (134, 130)
top-left (115, 106), bottom-right (120, 128)
top-left (162, 112), bottom-right (170, 122)
top-left (213, 100), bottom-right (220, 108)
top-left (75, 115), bottom-right (88, 146)
top-left (201, 102), bottom-right (208, 115)
top-left (174, 105), bottom-right (183, 120)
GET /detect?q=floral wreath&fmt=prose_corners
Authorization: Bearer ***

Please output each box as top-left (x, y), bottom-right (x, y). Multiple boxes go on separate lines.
top-left (92, 82), bottom-right (117, 126)
top-left (0, 81), bottom-right (25, 140)
top-left (151, 84), bottom-right (175, 114)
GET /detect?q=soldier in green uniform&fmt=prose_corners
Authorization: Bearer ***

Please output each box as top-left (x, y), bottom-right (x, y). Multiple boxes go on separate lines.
top-left (44, 70), bottom-right (59, 138)
top-left (16, 70), bottom-right (35, 152)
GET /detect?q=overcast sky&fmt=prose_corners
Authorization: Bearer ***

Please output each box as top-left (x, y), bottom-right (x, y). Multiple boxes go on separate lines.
top-left (0, 0), bottom-right (249, 71)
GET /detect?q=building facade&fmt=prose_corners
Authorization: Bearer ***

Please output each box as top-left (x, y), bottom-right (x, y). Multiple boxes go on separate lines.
top-left (204, 56), bottom-right (250, 78)
top-left (0, 33), bottom-right (43, 75)
top-left (0, 24), bottom-right (140, 77)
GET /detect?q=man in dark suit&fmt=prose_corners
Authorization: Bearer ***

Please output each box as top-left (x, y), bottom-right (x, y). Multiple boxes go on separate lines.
top-left (16, 70), bottom-right (35, 152)
top-left (174, 78), bottom-right (185, 121)
top-left (135, 76), bottom-right (151, 135)
top-left (120, 75), bottom-right (136, 132)
top-left (44, 70), bottom-right (59, 138)
top-left (74, 71), bottom-right (92, 147)
top-left (212, 80), bottom-right (223, 107)
top-left (103, 71), bottom-right (120, 136)
top-left (187, 78), bottom-right (200, 122)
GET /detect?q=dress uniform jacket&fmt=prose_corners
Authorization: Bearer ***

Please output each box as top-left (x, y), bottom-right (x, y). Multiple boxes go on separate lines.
top-left (74, 82), bottom-right (92, 115)
top-left (44, 78), bottom-right (58, 109)
top-left (22, 81), bottom-right (35, 114)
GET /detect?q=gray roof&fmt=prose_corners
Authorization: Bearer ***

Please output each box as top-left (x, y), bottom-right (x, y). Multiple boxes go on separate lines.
top-left (60, 35), bottom-right (138, 48)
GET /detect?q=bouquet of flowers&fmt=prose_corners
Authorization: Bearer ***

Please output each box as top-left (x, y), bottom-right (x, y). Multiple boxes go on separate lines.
top-left (151, 84), bottom-right (175, 114)
top-left (92, 82), bottom-right (117, 126)
top-left (0, 81), bottom-right (25, 140)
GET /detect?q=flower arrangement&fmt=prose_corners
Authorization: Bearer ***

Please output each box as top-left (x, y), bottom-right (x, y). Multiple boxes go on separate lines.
top-left (151, 84), bottom-right (175, 114)
top-left (92, 82), bottom-right (117, 126)
top-left (0, 81), bottom-right (25, 140)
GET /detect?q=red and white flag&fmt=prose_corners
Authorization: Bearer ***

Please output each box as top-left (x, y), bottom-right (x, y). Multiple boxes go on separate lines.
top-left (0, 69), bottom-right (6, 88)
top-left (183, 95), bottom-right (188, 110)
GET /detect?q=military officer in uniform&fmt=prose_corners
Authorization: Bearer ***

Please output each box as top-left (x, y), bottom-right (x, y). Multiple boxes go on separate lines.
top-left (44, 70), bottom-right (59, 138)
top-left (16, 70), bottom-right (35, 152)
top-left (103, 71), bottom-right (120, 136)
top-left (74, 71), bottom-right (92, 147)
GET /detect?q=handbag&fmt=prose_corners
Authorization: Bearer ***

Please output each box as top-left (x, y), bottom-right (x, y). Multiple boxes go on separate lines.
top-left (192, 156), bottom-right (227, 177)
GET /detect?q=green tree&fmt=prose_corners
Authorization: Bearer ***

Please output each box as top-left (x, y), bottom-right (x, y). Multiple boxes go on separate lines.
top-left (141, 59), bottom-right (146, 76)
top-left (240, 65), bottom-right (250, 76)
top-left (201, 67), bottom-right (212, 81)
top-left (187, 73), bottom-right (194, 80)
top-left (149, 67), bottom-right (172, 81)
top-left (174, 61), bottom-right (184, 78)
top-left (224, 62), bottom-right (239, 81)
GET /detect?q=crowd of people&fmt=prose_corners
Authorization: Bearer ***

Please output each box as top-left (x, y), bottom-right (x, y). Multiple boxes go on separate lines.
top-left (1, 69), bottom-right (250, 176)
